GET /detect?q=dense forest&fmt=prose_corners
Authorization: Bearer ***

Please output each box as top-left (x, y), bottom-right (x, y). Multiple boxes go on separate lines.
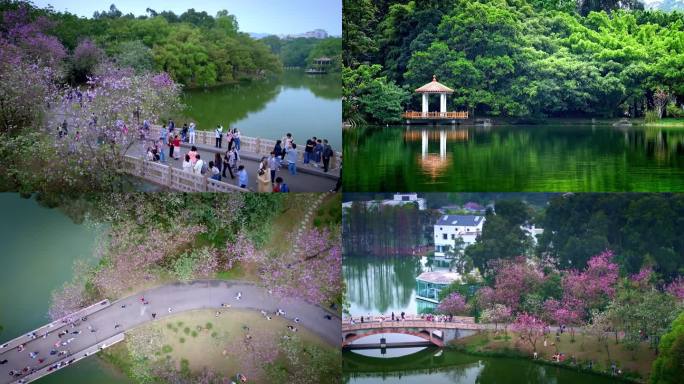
top-left (261, 35), bottom-right (342, 71)
top-left (342, 202), bottom-right (436, 256)
top-left (0, 2), bottom-right (339, 88)
top-left (343, 0), bottom-right (684, 123)
top-left (537, 193), bottom-right (684, 279)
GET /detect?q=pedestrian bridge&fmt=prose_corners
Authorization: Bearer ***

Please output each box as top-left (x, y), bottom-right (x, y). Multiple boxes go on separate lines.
top-left (124, 126), bottom-right (340, 192)
top-left (341, 315), bottom-right (481, 349)
top-left (0, 280), bottom-right (340, 384)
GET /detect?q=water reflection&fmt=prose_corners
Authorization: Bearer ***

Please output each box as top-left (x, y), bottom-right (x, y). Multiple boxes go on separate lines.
top-left (344, 256), bottom-right (436, 315)
top-left (343, 348), bottom-right (621, 384)
top-left (183, 71), bottom-right (341, 147)
top-left (343, 124), bottom-right (684, 191)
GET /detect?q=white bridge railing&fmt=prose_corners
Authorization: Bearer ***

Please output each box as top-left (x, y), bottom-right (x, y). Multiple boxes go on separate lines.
top-left (146, 126), bottom-right (342, 171)
top-left (342, 314), bottom-right (477, 331)
top-left (123, 155), bottom-right (248, 192)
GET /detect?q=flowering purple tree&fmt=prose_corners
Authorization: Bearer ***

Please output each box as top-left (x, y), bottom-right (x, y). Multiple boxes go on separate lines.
top-left (223, 226), bottom-right (342, 307)
top-left (543, 298), bottom-right (584, 341)
top-left (630, 266), bottom-right (654, 289)
top-left (70, 39), bottom-right (104, 83)
top-left (484, 257), bottom-right (546, 311)
top-left (1, 6), bottom-right (66, 66)
top-left (0, 6), bottom-right (62, 134)
top-left (437, 292), bottom-right (468, 316)
top-left (666, 277), bottom-right (684, 301)
top-left (94, 222), bottom-right (204, 297)
top-left (562, 250), bottom-right (619, 311)
top-left (52, 64), bottom-right (182, 190)
top-left (511, 313), bottom-right (547, 353)
top-left (480, 304), bottom-right (512, 333)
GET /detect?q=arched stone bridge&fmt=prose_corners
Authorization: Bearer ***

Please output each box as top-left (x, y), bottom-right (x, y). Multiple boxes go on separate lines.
top-left (342, 317), bottom-right (481, 349)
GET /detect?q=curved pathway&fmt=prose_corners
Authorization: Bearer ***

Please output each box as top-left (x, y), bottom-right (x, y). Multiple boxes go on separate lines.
top-left (0, 280), bottom-right (340, 383)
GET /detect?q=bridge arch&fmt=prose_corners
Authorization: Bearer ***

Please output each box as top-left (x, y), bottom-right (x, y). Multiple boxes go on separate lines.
top-left (342, 328), bottom-right (445, 348)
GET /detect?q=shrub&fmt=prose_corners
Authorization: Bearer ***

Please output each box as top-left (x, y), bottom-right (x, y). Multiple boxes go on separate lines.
top-left (645, 110), bottom-right (660, 123)
top-left (161, 345), bottom-right (172, 354)
top-left (666, 103), bottom-right (684, 118)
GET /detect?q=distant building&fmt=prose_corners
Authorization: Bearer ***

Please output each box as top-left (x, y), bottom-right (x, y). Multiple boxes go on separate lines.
top-left (281, 29), bottom-right (330, 40)
top-left (463, 202), bottom-right (486, 213)
top-left (342, 193), bottom-right (426, 210)
top-left (523, 224), bottom-right (544, 244)
top-left (434, 215), bottom-right (485, 257)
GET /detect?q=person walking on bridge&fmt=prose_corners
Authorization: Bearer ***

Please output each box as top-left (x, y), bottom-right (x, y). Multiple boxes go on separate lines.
top-left (215, 125), bottom-right (223, 148)
top-left (286, 143), bottom-right (298, 175)
top-left (188, 122), bottom-right (196, 144)
top-left (322, 139), bottom-right (334, 173)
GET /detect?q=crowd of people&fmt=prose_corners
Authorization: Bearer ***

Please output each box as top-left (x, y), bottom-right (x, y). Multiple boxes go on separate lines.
top-left (142, 121), bottom-right (339, 192)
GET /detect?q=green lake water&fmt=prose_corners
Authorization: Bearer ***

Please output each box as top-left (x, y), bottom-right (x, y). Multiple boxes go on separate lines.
top-left (182, 70), bottom-right (341, 149)
top-left (343, 255), bottom-right (624, 383)
top-left (342, 124), bottom-right (684, 192)
top-left (344, 256), bottom-right (434, 316)
top-left (0, 193), bottom-right (130, 383)
top-left (343, 347), bottom-right (624, 384)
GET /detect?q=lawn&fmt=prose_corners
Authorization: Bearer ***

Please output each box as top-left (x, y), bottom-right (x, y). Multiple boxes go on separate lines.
top-left (452, 330), bottom-right (656, 381)
top-left (104, 309), bottom-right (332, 382)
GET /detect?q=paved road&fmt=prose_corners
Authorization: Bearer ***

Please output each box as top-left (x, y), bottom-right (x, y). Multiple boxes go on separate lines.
top-left (126, 141), bottom-right (337, 192)
top-left (0, 280), bottom-right (340, 383)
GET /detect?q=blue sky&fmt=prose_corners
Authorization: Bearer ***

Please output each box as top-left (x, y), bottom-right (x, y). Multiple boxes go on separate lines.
top-left (33, 0), bottom-right (341, 35)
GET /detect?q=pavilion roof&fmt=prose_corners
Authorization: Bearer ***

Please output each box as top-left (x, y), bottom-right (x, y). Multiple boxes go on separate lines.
top-left (415, 75), bottom-right (454, 94)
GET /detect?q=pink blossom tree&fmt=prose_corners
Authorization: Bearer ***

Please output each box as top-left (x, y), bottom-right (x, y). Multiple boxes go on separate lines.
top-left (511, 313), bottom-right (547, 353)
top-left (630, 266), bottom-right (654, 289)
top-left (666, 277), bottom-right (684, 301)
top-left (437, 292), bottom-right (468, 316)
top-left (223, 226), bottom-right (342, 307)
top-left (94, 222), bottom-right (204, 297)
top-left (70, 39), bottom-right (104, 83)
top-left (485, 257), bottom-right (546, 311)
top-left (543, 298), bottom-right (584, 341)
top-left (51, 64), bottom-right (182, 190)
top-left (480, 304), bottom-right (512, 333)
top-left (562, 250), bottom-right (619, 311)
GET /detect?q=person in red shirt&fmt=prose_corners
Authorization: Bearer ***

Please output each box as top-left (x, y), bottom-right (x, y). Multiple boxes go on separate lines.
top-left (172, 135), bottom-right (181, 160)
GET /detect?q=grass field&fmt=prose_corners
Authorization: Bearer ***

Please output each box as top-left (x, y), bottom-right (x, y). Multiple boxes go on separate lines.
top-left (452, 330), bottom-right (655, 381)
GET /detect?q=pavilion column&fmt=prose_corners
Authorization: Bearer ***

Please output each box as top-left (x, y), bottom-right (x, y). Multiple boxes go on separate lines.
top-left (422, 93), bottom-right (428, 116)
top-left (440, 93), bottom-right (447, 114)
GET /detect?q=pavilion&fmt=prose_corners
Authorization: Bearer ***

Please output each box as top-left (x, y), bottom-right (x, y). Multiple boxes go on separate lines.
top-left (402, 75), bottom-right (469, 123)
top-left (305, 57), bottom-right (332, 74)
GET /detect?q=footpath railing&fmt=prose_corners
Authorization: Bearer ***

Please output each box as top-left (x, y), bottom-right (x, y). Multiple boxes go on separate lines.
top-left (0, 300), bottom-right (111, 353)
top-left (342, 314), bottom-right (477, 331)
top-left (402, 111), bottom-right (469, 119)
top-left (146, 126), bottom-right (342, 171)
top-left (11, 333), bottom-right (125, 384)
top-left (123, 155), bottom-right (249, 192)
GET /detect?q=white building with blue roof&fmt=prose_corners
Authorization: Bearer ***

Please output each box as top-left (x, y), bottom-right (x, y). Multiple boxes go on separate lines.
top-left (434, 214), bottom-right (485, 257)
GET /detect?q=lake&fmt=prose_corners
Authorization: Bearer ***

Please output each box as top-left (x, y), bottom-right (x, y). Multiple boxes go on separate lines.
top-left (182, 70), bottom-right (342, 149)
top-left (0, 194), bottom-right (130, 383)
top-left (343, 347), bottom-right (624, 384)
top-left (342, 124), bottom-right (684, 192)
top-left (343, 255), bottom-right (625, 384)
